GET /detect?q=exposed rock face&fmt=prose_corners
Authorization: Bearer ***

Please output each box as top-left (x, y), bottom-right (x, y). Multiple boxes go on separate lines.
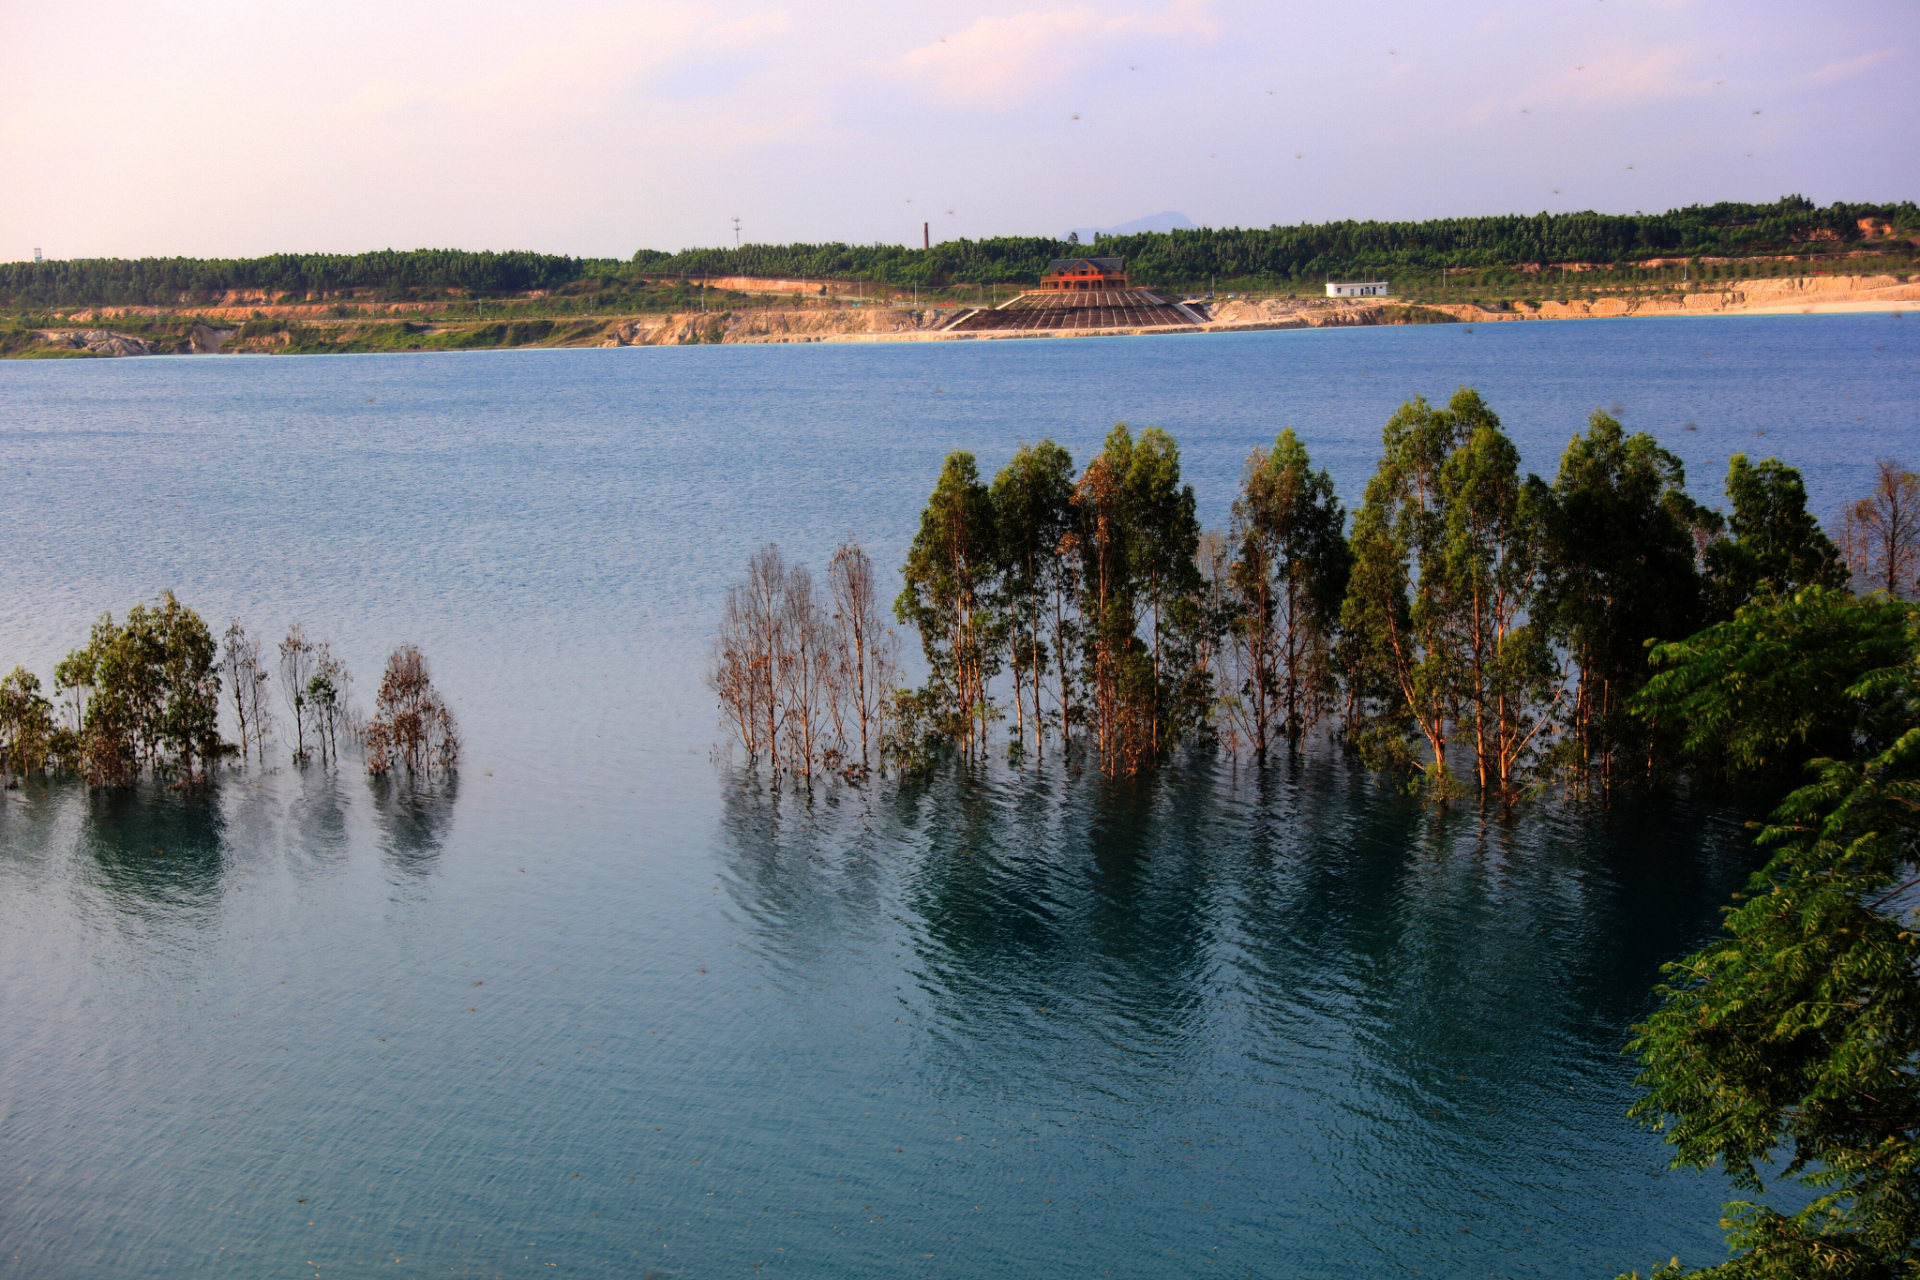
top-left (39, 329), bottom-right (152, 356)
top-left (187, 323), bottom-right (236, 353)
top-left (1483, 274), bottom-right (1920, 322)
top-left (597, 306), bottom-right (952, 346)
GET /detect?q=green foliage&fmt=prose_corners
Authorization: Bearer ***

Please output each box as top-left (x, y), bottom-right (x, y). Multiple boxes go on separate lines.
top-left (1339, 392), bottom-right (1474, 786)
top-left (1227, 428), bottom-right (1349, 755)
top-left (0, 666), bottom-right (56, 777)
top-left (1635, 588), bottom-right (1915, 785)
top-left (1119, 426), bottom-right (1205, 753)
top-left (0, 248), bottom-right (591, 308)
top-left (991, 440), bottom-right (1078, 760)
top-left (896, 452), bottom-right (1000, 762)
top-left (633, 197), bottom-right (1912, 288)
top-left (1625, 591), bottom-right (1920, 1278)
top-left (1435, 401), bottom-right (1560, 797)
top-left (53, 592), bottom-right (225, 787)
top-left (1708, 455), bottom-right (1850, 615)
top-left (879, 687), bottom-right (949, 777)
top-left (1541, 412), bottom-right (1716, 782)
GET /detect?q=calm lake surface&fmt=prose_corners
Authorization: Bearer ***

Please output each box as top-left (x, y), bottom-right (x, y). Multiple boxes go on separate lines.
top-left (2, 315), bottom-right (1915, 1279)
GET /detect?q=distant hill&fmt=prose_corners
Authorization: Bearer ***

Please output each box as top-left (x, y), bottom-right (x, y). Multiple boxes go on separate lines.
top-left (2, 197), bottom-right (1912, 306)
top-left (1068, 211), bottom-right (1199, 243)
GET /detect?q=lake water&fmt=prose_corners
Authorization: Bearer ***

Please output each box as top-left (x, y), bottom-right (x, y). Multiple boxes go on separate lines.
top-left (1, 315), bottom-right (1915, 1279)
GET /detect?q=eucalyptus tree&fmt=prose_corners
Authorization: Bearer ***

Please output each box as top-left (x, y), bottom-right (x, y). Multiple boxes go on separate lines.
top-left (1834, 458), bottom-right (1919, 599)
top-left (0, 667), bottom-right (55, 778)
top-left (278, 623), bottom-right (316, 762)
top-left (1340, 389), bottom-right (1561, 797)
top-left (1119, 426), bottom-right (1203, 757)
top-left (1540, 413), bottom-right (1713, 788)
top-left (1435, 399), bottom-right (1561, 799)
top-left (1339, 394), bottom-right (1466, 786)
top-left (54, 593), bottom-right (224, 787)
top-left (365, 645), bottom-right (458, 778)
top-left (305, 642), bottom-right (354, 767)
top-left (152, 595), bottom-right (223, 785)
top-left (1072, 434), bottom-right (1146, 775)
top-left (828, 538), bottom-right (899, 777)
top-left (1228, 429), bottom-right (1349, 759)
top-left (711, 543), bottom-right (789, 771)
top-left (896, 451), bottom-right (1000, 763)
top-left (711, 573), bottom-right (767, 765)
top-left (990, 440), bottom-right (1075, 761)
top-left (220, 619), bottom-right (275, 765)
top-left (1706, 453), bottom-right (1848, 615)
top-left (776, 560), bottom-right (835, 785)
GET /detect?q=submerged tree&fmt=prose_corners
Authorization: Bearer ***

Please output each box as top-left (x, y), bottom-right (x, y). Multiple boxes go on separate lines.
top-left (51, 592), bottom-right (224, 787)
top-left (1120, 426), bottom-right (1204, 758)
top-left (364, 645), bottom-right (458, 778)
top-left (1340, 390), bottom-right (1563, 800)
top-left (1340, 393), bottom-right (1466, 787)
top-left (278, 623), bottom-right (316, 762)
top-left (776, 560), bottom-right (835, 785)
top-left (220, 619), bottom-right (275, 765)
top-left (1435, 399), bottom-right (1561, 799)
top-left (306, 642), bottom-right (355, 767)
top-left (712, 539), bottom-right (902, 784)
top-left (991, 440), bottom-right (1076, 762)
top-left (712, 546), bottom-right (779, 767)
top-left (897, 452), bottom-right (1000, 763)
top-left (1834, 458), bottom-right (1919, 599)
top-left (1226, 429), bottom-right (1349, 759)
top-left (1074, 437), bottom-right (1146, 775)
top-left (1540, 413), bottom-right (1714, 790)
top-left (0, 666), bottom-right (56, 780)
top-left (1706, 453), bottom-right (1848, 615)
top-left (828, 538), bottom-right (899, 777)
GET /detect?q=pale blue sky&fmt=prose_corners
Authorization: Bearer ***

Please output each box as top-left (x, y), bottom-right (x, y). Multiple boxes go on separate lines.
top-left (3, 0), bottom-right (1912, 259)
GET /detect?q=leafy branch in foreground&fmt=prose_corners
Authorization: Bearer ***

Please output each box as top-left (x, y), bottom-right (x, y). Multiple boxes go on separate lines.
top-left (1621, 590), bottom-right (1920, 1279)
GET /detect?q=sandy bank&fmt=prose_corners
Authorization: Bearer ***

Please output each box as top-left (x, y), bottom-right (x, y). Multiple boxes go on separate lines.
top-left (11, 274), bottom-right (1911, 359)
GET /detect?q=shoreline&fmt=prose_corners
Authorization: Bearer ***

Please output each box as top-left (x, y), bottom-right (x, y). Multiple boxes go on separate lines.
top-left (8, 274), bottom-right (1912, 358)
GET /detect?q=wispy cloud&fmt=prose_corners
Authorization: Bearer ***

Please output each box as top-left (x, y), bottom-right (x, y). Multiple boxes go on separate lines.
top-left (889, 0), bottom-right (1221, 108)
top-left (1797, 48), bottom-right (1895, 86)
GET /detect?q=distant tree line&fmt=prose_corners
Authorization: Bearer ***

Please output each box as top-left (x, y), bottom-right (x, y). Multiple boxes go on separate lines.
top-left (0, 250), bottom-right (598, 308)
top-left (0, 595), bottom-right (458, 788)
top-left (714, 398), bottom-right (1915, 802)
top-left (646, 197), bottom-right (1916, 288)
top-left (9, 198), bottom-right (1913, 307)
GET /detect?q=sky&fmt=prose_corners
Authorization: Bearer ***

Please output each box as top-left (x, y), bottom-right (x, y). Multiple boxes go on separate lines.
top-left (2, 0), bottom-right (1914, 260)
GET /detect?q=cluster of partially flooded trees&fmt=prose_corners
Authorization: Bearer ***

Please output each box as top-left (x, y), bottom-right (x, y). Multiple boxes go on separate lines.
top-left (708, 541), bottom-right (900, 784)
top-left (0, 592), bottom-right (458, 788)
top-left (713, 391), bottom-right (1918, 803)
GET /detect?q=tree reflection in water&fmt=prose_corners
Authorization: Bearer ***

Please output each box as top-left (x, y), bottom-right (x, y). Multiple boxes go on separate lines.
top-left (367, 771), bottom-right (459, 878)
top-left (714, 753), bottom-right (1759, 1118)
top-left (78, 782), bottom-right (229, 923)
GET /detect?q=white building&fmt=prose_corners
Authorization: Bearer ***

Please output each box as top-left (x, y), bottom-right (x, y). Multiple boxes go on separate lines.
top-left (1326, 281), bottom-right (1389, 297)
